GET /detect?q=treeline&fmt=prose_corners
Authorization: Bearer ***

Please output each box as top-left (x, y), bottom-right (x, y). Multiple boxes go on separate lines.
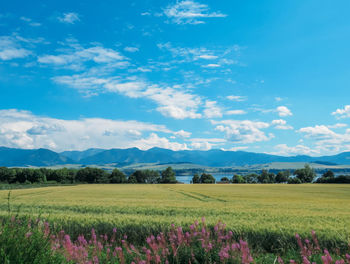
top-left (315, 170), bottom-right (350, 183)
top-left (1, 165), bottom-right (349, 185)
top-left (0, 167), bottom-right (177, 184)
top-left (193, 165), bottom-right (350, 184)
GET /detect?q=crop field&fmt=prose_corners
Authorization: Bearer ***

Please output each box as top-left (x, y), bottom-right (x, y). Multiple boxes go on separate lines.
top-left (1, 184), bottom-right (349, 253)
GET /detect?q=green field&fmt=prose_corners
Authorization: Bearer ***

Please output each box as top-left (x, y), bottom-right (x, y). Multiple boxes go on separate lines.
top-left (1, 184), bottom-right (349, 253)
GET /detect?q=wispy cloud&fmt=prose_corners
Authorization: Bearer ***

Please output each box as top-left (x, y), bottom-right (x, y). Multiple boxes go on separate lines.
top-left (38, 44), bottom-right (128, 70)
top-left (157, 42), bottom-right (218, 62)
top-left (20, 16), bottom-right (41, 27)
top-left (57, 12), bottom-right (80, 24)
top-left (53, 73), bottom-right (203, 119)
top-left (163, 1), bottom-right (227, 25)
top-left (203, 100), bottom-right (222, 118)
top-left (226, 110), bottom-right (246, 115)
top-left (124, 46), bottom-right (139, 52)
top-left (0, 36), bottom-right (32, 60)
top-left (226, 95), bottom-right (247, 102)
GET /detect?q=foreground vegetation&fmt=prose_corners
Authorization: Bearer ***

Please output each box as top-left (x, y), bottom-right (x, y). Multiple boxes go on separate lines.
top-left (1, 216), bottom-right (349, 263)
top-left (0, 184), bottom-right (349, 256)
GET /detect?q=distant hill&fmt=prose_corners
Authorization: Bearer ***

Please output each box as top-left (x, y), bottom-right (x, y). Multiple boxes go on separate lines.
top-left (0, 147), bottom-right (74, 167)
top-left (78, 147), bottom-right (317, 167)
top-left (1, 146), bottom-right (350, 167)
top-left (60, 148), bottom-right (105, 162)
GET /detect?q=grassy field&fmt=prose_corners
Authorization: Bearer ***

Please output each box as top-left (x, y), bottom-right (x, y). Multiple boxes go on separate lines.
top-left (1, 184), bottom-right (349, 253)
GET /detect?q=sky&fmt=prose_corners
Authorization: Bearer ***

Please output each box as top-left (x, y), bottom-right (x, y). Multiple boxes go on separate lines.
top-left (1, 0), bottom-right (350, 156)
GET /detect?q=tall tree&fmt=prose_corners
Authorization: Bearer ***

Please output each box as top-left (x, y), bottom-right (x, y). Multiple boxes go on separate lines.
top-left (160, 167), bottom-right (177, 183)
top-left (110, 169), bottom-right (127, 183)
top-left (294, 164), bottom-right (316, 183)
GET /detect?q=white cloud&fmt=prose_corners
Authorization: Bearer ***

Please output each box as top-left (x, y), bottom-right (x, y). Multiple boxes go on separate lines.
top-left (163, 0), bottom-right (227, 25)
top-left (203, 100), bottom-right (222, 118)
top-left (189, 137), bottom-right (226, 150)
top-left (212, 119), bottom-right (273, 144)
top-left (332, 105), bottom-right (350, 119)
top-left (297, 125), bottom-right (350, 154)
top-left (202, 63), bottom-right (220, 68)
top-left (58, 12), bottom-right (80, 24)
top-left (271, 119), bottom-right (293, 130)
top-left (271, 119), bottom-right (286, 125)
top-left (0, 109), bottom-right (192, 151)
top-left (133, 133), bottom-right (188, 151)
top-left (124, 46), bottom-right (139, 52)
top-left (276, 106), bottom-right (292, 117)
top-left (0, 36), bottom-right (32, 60)
top-left (198, 54), bottom-right (218, 59)
top-left (298, 125), bottom-right (337, 140)
top-left (174, 130), bottom-right (191, 138)
top-left (226, 95), bottom-right (247, 102)
top-left (144, 85), bottom-right (202, 119)
top-left (226, 110), bottom-right (246, 115)
top-left (190, 141), bottom-right (212, 150)
top-left (272, 144), bottom-right (319, 156)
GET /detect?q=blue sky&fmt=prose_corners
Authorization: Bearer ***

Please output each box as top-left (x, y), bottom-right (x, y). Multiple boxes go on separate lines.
top-left (1, 0), bottom-right (350, 155)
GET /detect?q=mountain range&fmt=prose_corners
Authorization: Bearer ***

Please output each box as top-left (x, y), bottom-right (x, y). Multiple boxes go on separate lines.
top-left (1, 146), bottom-right (350, 167)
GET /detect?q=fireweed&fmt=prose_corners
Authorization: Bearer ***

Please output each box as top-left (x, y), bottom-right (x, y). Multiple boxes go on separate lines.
top-left (1, 217), bottom-right (350, 264)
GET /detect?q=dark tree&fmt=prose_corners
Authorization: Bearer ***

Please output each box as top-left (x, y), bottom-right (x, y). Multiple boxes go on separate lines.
top-left (192, 173), bottom-right (200, 184)
top-left (220, 176), bottom-right (230, 183)
top-left (200, 173), bottom-right (215, 184)
top-left (322, 170), bottom-right (335, 179)
top-left (160, 167), bottom-right (177, 183)
top-left (276, 170), bottom-right (290, 183)
top-left (0, 167), bottom-right (16, 183)
top-left (127, 174), bottom-right (138, 183)
top-left (110, 169), bottom-right (127, 183)
top-left (76, 167), bottom-right (109, 183)
top-left (131, 170), bottom-right (146, 183)
top-left (257, 170), bottom-right (275, 183)
top-left (232, 174), bottom-right (245, 183)
top-left (288, 177), bottom-right (302, 184)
